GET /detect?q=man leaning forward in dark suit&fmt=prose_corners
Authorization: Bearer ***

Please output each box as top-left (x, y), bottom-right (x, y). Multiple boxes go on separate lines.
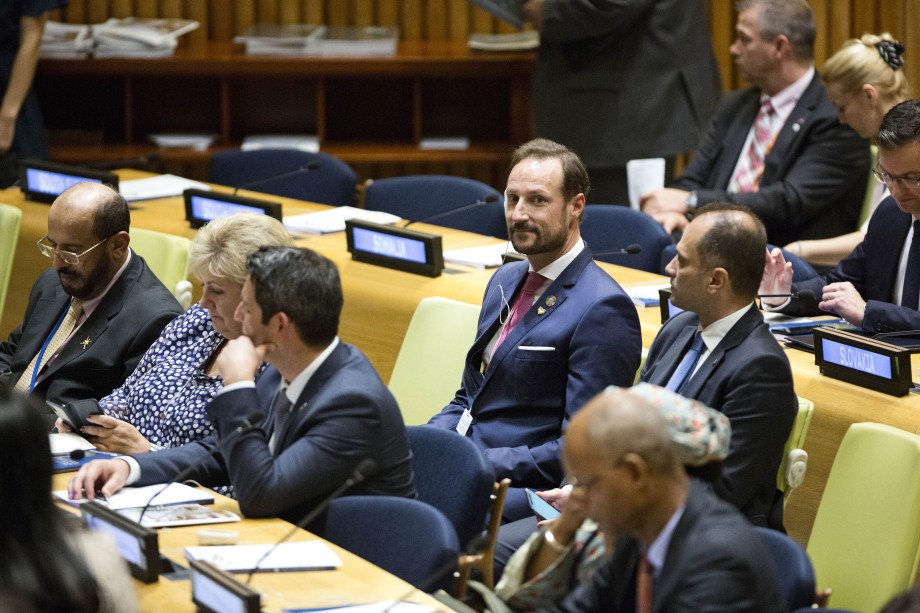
top-left (0, 182), bottom-right (181, 406)
top-left (641, 203), bottom-right (796, 530)
top-left (641, 0), bottom-right (869, 246)
top-left (428, 138), bottom-right (642, 522)
top-left (70, 246), bottom-right (416, 525)
top-left (546, 387), bottom-right (783, 612)
top-left (761, 100), bottom-right (920, 334)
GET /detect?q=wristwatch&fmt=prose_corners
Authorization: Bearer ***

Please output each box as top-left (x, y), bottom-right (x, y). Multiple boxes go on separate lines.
top-left (685, 191), bottom-right (699, 213)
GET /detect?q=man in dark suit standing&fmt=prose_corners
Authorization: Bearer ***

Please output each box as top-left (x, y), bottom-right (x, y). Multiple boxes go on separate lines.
top-left (524, 0), bottom-right (721, 204)
top-left (761, 100), bottom-right (920, 334)
top-left (70, 247), bottom-right (416, 525)
top-left (428, 139), bottom-right (642, 521)
top-left (550, 387), bottom-right (783, 612)
top-left (641, 0), bottom-right (870, 246)
top-left (0, 182), bottom-right (181, 405)
top-left (640, 203), bottom-right (796, 530)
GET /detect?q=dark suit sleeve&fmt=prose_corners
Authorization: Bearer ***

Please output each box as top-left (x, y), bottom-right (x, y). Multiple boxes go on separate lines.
top-left (134, 435), bottom-right (227, 487)
top-left (483, 291), bottom-right (641, 485)
top-left (663, 547), bottom-right (778, 612)
top-left (541, 0), bottom-right (656, 41)
top-left (0, 322), bottom-right (23, 383)
top-left (208, 386), bottom-right (384, 518)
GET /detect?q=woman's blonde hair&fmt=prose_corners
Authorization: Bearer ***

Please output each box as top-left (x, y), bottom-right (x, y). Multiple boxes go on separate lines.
top-left (823, 33), bottom-right (910, 102)
top-left (188, 213), bottom-right (293, 285)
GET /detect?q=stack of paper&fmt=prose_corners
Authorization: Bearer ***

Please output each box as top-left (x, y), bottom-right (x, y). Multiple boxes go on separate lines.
top-left (283, 206), bottom-right (401, 235)
top-left (41, 21), bottom-right (93, 59)
top-left (119, 174), bottom-right (210, 202)
top-left (313, 26), bottom-right (399, 57)
top-left (242, 134), bottom-right (320, 153)
top-left (185, 541), bottom-right (342, 572)
top-left (149, 133), bottom-right (217, 150)
top-left (468, 31), bottom-right (539, 51)
top-left (93, 17), bottom-right (199, 58)
top-left (443, 242), bottom-right (520, 269)
top-left (54, 482), bottom-right (214, 510)
top-left (234, 23), bottom-right (326, 56)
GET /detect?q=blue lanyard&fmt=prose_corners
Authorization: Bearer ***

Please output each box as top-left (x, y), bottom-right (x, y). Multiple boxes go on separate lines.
top-left (28, 302), bottom-right (72, 392)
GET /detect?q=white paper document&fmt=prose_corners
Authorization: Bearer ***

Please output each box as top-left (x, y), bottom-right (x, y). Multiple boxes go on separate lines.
top-left (283, 206), bottom-right (401, 234)
top-left (443, 242), bottom-right (521, 269)
top-left (626, 158), bottom-right (665, 210)
top-left (54, 482), bottom-right (214, 510)
top-left (185, 540), bottom-right (342, 573)
top-left (119, 174), bottom-right (210, 202)
top-left (624, 283), bottom-right (669, 308)
top-left (49, 432), bottom-right (95, 454)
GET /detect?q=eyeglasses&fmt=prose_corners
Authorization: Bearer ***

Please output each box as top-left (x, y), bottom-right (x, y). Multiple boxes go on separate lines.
top-left (873, 167), bottom-right (920, 189)
top-left (36, 235), bottom-right (110, 265)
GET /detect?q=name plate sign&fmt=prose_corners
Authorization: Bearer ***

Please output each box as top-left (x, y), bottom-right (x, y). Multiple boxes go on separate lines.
top-left (345, 219), bottom-right (443, 277)
top-left (814, 327), bottom-right (913, 396)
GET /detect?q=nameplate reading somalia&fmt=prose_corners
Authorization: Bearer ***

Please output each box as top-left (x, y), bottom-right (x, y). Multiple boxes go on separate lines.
top-left (344, 219), bottom-right (443, 277)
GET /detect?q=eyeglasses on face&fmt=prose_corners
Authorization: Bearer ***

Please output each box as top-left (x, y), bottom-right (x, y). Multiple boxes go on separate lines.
top-left (36, 235), bottom-right (111, 265)
top-left (873, 167), bottom-right (920, 189)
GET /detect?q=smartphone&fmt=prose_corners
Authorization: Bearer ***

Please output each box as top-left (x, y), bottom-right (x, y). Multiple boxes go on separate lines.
top-left (525, 488), bottom-right (561, 520)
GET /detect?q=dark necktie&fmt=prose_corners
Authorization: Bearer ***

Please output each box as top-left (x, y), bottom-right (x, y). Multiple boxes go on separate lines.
top-left (664, 333), bottom-right (705, 394)
top-left (900, 220), bottom-right (920, 310)
top-left (636, 553), bottom-right (653, 613)
top-left (271, 389), bottom-right (293, 454)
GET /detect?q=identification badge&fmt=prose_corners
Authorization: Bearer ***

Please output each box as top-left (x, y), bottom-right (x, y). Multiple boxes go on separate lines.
top-left (456, 409), bottom-right (473, 436)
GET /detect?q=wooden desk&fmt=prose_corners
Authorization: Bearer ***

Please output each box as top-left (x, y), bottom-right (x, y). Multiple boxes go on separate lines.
top-left (13, 173), bottom-right (920, 549)
top-left (51, 474), bottom-right (445, 612)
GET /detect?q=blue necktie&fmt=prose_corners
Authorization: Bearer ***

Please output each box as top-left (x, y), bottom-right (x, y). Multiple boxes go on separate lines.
top-left (665, 333), bottom-right (705, 394)
top-left (900, 220), bottom-right (920, 310)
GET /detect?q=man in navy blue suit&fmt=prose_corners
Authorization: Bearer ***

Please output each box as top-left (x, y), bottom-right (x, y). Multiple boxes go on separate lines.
top-left (428, 138), bottom-right (642, 521)
top-left (70, 247), bottom-right (415, 525)
top-left (761, 100), bottom-right (920, 334)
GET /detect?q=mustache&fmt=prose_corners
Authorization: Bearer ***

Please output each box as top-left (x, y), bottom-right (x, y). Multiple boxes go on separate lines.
top-left (510, 222), bottom-right (539, 233)
top-left (57, 267), bottom-right (77, 277)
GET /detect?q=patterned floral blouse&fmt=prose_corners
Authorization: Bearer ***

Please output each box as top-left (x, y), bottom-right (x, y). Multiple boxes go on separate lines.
top-left (100, 304), bottom-right (226, 449)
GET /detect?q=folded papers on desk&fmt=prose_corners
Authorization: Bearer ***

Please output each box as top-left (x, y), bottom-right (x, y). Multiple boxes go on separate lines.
top-left (54, 482), bottom-right (214, 510)
top-left (185, 541), bottom-right (342, 572)
top-left (283, 602), bottom-right (435, 612)
top-left (119, 174), bottom-right (210, 201)
top-left (443, 241), bottom-right (520, 268)
top-left (283, 206), bottom-right (401, 234)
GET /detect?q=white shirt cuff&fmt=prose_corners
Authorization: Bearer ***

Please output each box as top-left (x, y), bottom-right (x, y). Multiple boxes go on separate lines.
top-left (761, 297), bottom-right (791, 311)
top-left (121, 456), bottom-right (141, 485)
top-left (217, 380), bottom-right (256, 396)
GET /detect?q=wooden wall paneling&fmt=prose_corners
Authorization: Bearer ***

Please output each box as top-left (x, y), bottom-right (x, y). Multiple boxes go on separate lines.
top-left (47, 8), bottom-right (64, 21)
top-left (123, 78), bottom-right (134, 144)
top-left (136, 0), bottom-right (160, 18)
top-left (63, 1), bottom-right (85, 24)
top-left (160, 0), bottom-right (184, 19)
top-left (186, 0), bottom-right (210, 47)
top-left (219, 79), bottom-right (231, 145)
top-left (412, 78), bottom-right (423, 143)
top-left (278, 1), bottom-right (300, 24)
top-left (471, 8), bottom-right (495, 34)
top-left (401, 0), bottom-right (423, 41)
top-left (448, 0), bottom-right (470, 42)
top-left (255, 0), bottom-right (277, 24)
top-left (304, 0), bottom-right (324, 25)
top-left (111, 0), bottom-right (133, 19)
top-left (377, 0), bottom-right (398, 26)
top-left (902, 1), bottom-right (920, 100)
top-left (327, 0), bottom-right (350, 26)
top-left (851, 0), bottom-right (877, 39)
top-left (810, 0), bottom-right (828, 64)
top-left (316, 78), bottom-right (327, 144)
top-left (354, 0), bottom-right (374, 26)
top-left (709, 0), bottom-right (736, 90)
top-left (425, 0), bottom-right (449, 41)
top-left (235, 0), bottom-right (256, 34)
top-left (209, 1), bottom-right (235, 40)
top-left (827, 0), bottom-right (852, 62)
top-left (86, 1), bottom-right (109, 25)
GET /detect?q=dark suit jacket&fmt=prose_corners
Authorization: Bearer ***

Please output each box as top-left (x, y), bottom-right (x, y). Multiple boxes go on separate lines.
top-left (547, 481), bottom-right (784, 612)
top-left (428, 245), bottom-right (641, 519)
top-left (0, 252), bottom-right (181, 404)
top-left (673, 74), bottom-right (870, 246)
top-left (535, 0), bottom-right (721, 168)
top-left (134, 343), bottom-right (416, 525)
top-left (784, 196), bottom-right (920, 333)
top-left (640, 306), bottom-right (796, 529)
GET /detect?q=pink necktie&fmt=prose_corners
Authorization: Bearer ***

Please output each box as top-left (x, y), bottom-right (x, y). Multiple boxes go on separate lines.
top-left (636, 553), bottom-right (653, 613)
top-left (493, 272), bottom-right (545, 354)
top-left (730, 98), bottom-right (775, 193)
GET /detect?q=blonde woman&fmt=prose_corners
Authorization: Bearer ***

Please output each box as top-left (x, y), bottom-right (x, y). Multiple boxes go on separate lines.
top-left (788, 33), bottom-right (909, 266)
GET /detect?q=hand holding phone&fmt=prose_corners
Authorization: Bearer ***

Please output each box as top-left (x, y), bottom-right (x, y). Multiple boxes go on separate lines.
top-left (526, 488), bottom-right (561, 520)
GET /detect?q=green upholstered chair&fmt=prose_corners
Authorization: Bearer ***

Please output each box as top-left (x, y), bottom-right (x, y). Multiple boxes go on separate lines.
top-left (129, 227), bottom-right (192, 309)
top-left (857, 145), bottom-right (880, 229)
top-left (806, 422), bottom-right (920, 612)
top-left (389, 296), bottom-right (481, 425)
top-left (777, 396), bottom-right (814, 504)
top-left (0, 203), bottom-right (22, 319)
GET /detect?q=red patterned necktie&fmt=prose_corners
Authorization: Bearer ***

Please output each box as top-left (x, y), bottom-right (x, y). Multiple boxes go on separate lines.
top-left (492, 271), bottom-right (545, 355)
top-left (636, 552), bottom-right (653, 613)
top-left (730, 98), bottom-right (775, 193)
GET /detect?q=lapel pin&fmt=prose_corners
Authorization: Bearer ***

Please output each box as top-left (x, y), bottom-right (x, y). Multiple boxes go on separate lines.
top-left (792, 123), bottom-right (801, 132)
top-left (537, 306), bottom-right (546, 315)
top-left (545, 295), bottom-right (557, 307)
top-left (80, 338), bottom-right (92, 349)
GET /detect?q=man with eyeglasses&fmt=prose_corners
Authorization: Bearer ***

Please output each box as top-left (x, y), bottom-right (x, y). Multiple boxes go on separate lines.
top-left (0, 182), bottom-right (181, 405)
top-left (761, 99), bottom-right (920, 333)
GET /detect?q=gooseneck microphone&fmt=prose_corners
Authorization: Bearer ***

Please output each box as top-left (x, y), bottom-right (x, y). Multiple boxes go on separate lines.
top-left (592, 243), bottom-right (642, 257)
top-left (70, 449), bottom-right (87, 461)
top-left (135, 411), bottom-right (263, 525)
top-left (403, 194), bottom-right (500, 228)
top-left (232, 162), bottom-right (321, 196)
top-left (244, 457), bottom-right (378, 585)
top-left (756, 290), bottom-right (816, 301)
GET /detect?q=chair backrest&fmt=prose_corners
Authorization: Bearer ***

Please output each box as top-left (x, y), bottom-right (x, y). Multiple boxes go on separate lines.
top-left (659, 242), bottom-right (818, 280)
top-left (858, 145), bottom-right (880, 228)
top-left (129, 227), bottom-right (190, 306)
top-left (363, 175), bottom-right (506, 238)
top-left (0, 203), bottom-right (22, 319)
top-left (580, 205), bottom-right (671, 273)
top-left (209, 149), bottom-right (358, 206)
top-left (324, 495), bottom-right (459, 590)
top-left (777, 396), bottom-right (814, 499)
top-left (389, 297), bottom-right (481, 425)
top-left (755, 526), bottom-right (816, 610)
top-left (806, 422), bottom-right (920, 612)
top-left (407, 425), bottom-right (495, 548)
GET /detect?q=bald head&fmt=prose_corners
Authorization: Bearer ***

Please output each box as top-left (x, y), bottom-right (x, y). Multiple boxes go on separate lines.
top-left (52, 182), bottom-right (130, 240)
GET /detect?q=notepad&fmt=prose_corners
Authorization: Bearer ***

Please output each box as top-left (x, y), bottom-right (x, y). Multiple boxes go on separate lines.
top-left (185, 541), bottom-right (342, 573)
top-left (54, 482), bottom-right (214, 510)
top-left (443, 242), bottom-right (520, 269)
top-left (120, 174), bottom-right (210, 201)
top-left (283, 206), bottom-right (401, 234)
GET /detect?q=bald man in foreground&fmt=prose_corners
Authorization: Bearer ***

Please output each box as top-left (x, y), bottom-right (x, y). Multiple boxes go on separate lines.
top-left (548, 388), bottom-right (782, 612)
top-left (0, 182), bottom-right (181, 405)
